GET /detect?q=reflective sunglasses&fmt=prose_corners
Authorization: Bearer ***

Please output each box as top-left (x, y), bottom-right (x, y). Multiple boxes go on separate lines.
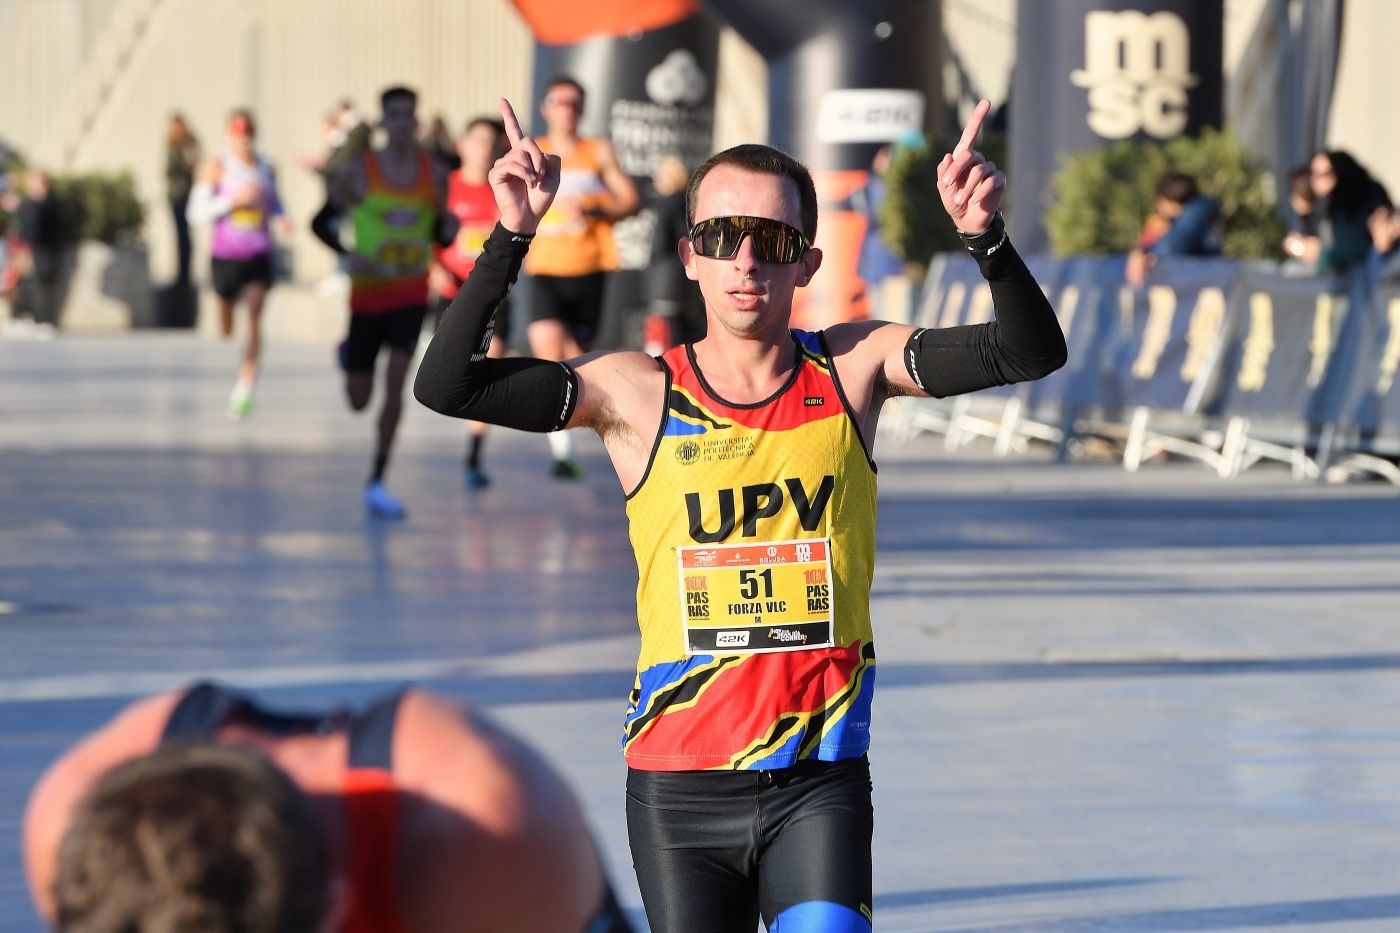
top-left (689, 215), bottom-right (809, 264)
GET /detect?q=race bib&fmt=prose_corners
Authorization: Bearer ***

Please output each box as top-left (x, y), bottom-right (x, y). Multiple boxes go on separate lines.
top-left (536, 198), bottom-right (587, 237)
top-left (678, 538), bottom-right (834, 655)
top-left (374, 239), bottom-right (427, 274)
top-left (230, 206), bottom-right (264, 230)
top-left (455, 227), bottom-right (489, 259)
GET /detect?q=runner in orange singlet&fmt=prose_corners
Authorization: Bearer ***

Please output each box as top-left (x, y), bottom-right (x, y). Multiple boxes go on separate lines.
top-left (525, 77), bottom-right (639, 479)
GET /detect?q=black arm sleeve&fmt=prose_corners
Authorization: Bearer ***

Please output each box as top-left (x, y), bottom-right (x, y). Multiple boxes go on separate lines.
top-left (904, 212), bottom-right (1068, 398)
top-left (414, 223), bottom-right (578, 433)
top-left (310, 199), bottom-right (346, 255)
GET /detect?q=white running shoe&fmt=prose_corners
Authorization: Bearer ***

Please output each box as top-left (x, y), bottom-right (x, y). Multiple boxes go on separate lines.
top-left (226, 386), bottom-right (254, 420)
top-left (364, 481), bottom-right (406, 519)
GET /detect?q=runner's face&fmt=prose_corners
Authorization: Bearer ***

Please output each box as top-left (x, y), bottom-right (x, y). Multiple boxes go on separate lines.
top-left (458, 124), bottom-right (502, 175)
top-left (682, 165), bottom-right (820, 340)
top-left (541, 85), bottom-right (583, 135)
top-left (382, 99), bottom-right (418, 147)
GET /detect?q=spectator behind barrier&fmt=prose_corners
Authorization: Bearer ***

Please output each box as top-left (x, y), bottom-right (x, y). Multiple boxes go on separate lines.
top-left (1283, 164), bottom-right (1321, 272)
top-left (1126, 171), bottom-right (1220, 288)
top-left (1369, 206), bottom-right (1400, 284)
top-left (1306, 149), bottom-right (1392, 275)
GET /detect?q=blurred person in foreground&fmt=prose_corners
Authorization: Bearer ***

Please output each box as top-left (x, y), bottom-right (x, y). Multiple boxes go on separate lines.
top-left (1125, 171), bottom-right (1220, 288)
top-left (416, 97), bottom-right (1064, 932)
top-left (187, 109), bottom-right (288, 419)
top-left (166, 112), bottom-right (201, 287)
top-left (24, 682), bottom-right (633, 932)
top-left (314, 85), bottom-right (452, 519)
top-left (429, 117), bottom-right (510, 488)
top-left (523, 76), bottom-right (640, 479)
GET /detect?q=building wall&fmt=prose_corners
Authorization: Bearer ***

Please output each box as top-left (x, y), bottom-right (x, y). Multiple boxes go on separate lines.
top-left (1328, 0), bottom-right (1399, 199)
top-left (0, 0), bottom-right (121, 151)
top-left (3, 0), bottom-right (536, 283)
top-left (0, 0), bottom-right (770, 288)
top-left (1, 0), bottom-right (1388, 290)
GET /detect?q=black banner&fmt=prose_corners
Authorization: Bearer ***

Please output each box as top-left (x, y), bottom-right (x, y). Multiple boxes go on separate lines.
top-left (1208, 269), bottom-right (1354, 423)
top-left (1010, 0), bottom-right (1223, 254)
top-left (1113, 258), bottom-right (1240, 413)
top-left (1027, 257), bottom-right (1116, 411)
top-left (1345, 280), bottom-right (1400, 439)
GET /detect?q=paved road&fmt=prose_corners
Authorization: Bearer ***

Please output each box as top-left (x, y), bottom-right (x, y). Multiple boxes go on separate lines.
top-left (3, 334), bottom-right (1399, 931)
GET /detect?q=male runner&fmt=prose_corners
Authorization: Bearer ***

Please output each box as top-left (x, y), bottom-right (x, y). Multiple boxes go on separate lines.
top-left (315, 85), bottom-right (449, 519)
top-left (24, 682), bottom-right (633, 932)
top-left (416, 98), bottom-right (1066, 931)
top-left (524, 76), bottom-right (639, 479)
top-left (430, 117), bottom-right (509, 489)
top-left (187, 109), bottom-right (287, 419)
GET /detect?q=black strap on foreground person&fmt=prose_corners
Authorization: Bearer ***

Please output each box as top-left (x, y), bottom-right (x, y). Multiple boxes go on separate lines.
top-left (414, 223), bottom-right (578, 432)
top-left (903, 211), bottom-right (1067, 397)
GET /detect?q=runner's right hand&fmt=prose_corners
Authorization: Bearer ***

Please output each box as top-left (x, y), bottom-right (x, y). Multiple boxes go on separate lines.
top-left (489, 98), bottom-right (560, 236)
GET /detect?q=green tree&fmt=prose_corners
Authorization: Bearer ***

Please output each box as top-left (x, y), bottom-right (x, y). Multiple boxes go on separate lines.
top-left (1045, 128), bottom-right (1283, 259)
top-left (881, 130), bottom-right (1008, 269)
top-left (50, 171), bottom-right (145, 246)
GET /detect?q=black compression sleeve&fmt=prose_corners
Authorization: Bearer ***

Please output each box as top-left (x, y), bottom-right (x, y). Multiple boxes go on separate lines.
top-left (904, 213), bottom-right (1068, 398)
top-left (414, 223), bottom-right (579, 433)
top-left (310, 199), bottom-right (346, 255)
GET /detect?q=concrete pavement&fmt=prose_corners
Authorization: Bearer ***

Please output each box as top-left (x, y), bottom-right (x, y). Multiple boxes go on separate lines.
top-left (3, 333), bottom-right (1398, 931)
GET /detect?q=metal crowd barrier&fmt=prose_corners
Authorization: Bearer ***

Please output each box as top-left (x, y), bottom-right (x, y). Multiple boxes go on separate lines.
top-left (893, 252), bottom-right (1398, 487)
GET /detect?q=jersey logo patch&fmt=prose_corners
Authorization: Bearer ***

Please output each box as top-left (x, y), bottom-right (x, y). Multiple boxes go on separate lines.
top-left (804, 396), bottom-right (825, 406)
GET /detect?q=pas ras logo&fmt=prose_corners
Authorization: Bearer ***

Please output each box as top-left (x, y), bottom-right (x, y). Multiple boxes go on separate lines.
top-left (1069, 11), bottom-right (1198, 140)
top-left (646, 50), bottom-right (708, 107)
top-left (675, 440), bottom-right (701, 465)
top-left (715, 631), bottom-right (750, 648)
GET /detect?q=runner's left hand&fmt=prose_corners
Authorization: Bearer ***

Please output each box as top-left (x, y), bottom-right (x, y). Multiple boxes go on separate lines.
top-left (938, 99), bottom-right (1003, 235)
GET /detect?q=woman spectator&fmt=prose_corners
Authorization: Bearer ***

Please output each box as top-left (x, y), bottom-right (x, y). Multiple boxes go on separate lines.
top-left (165, 113), bottom-right (200, 286)
top-left (1305, 150), bottom-right (1391, 275)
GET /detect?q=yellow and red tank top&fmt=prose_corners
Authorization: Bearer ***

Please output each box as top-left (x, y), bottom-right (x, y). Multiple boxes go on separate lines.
top-left (524, 137), bottom-right (619, 277)
top-left (350, 150), bottom-right (436, 313)
top-left (622, 330), bottom-right (878, 771)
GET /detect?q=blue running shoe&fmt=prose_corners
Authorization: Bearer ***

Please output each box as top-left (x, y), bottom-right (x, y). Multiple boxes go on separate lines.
top-left (465, 465), bottom-right (491, 489)
top-left (364, 481), bottom-right (406, 519)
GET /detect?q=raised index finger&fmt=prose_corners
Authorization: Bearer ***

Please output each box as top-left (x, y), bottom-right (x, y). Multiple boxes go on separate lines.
top-left (499, 97), bottom-right (525, 147)
top-left (954, 99), bottom-right (991, 154)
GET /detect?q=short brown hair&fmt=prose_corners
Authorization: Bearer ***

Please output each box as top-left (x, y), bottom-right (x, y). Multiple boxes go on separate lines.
top-left (1154, 171), bottom-right (1199, 206)
top-left (686, 144), bottom-right (818, 240)
top-left (54, 743), bottom-right (330, 933)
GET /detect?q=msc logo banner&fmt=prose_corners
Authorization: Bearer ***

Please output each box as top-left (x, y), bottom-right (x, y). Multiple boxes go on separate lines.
top-left (1069, 10), bottom-right (1198, 140)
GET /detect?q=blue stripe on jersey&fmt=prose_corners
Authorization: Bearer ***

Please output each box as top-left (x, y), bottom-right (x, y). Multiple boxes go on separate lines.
top-left (663, 415), bottom-right (710, 436)
top-left (621, 654), bottom-right (716, 746)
